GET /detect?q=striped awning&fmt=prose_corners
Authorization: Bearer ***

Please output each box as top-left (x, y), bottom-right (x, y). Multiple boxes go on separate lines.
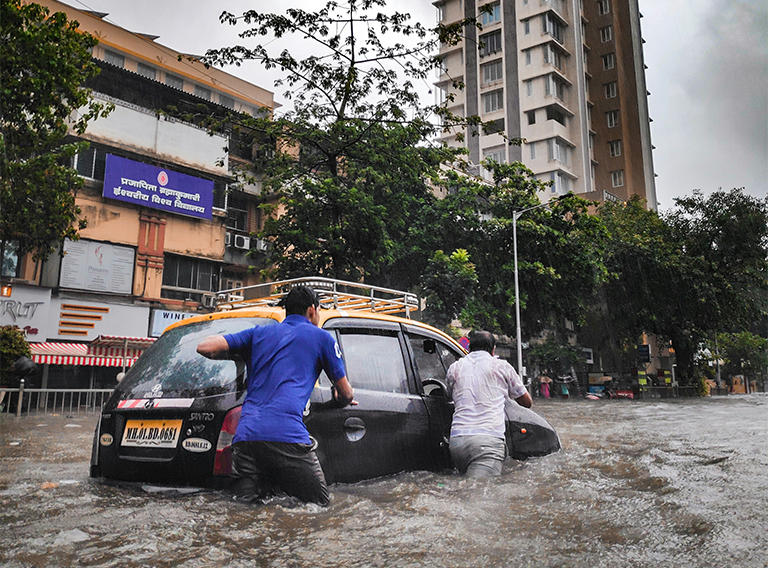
top-left (88, 335), bottom-right (156, 358)
top-left (29, 342), bottom-right (141, 367)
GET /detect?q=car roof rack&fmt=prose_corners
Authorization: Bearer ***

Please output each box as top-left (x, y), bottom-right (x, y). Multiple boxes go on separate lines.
top-left (214, 277), bottom-right (419, 318)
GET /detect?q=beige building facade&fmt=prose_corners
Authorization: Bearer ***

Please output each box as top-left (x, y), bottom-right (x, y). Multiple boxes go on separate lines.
top-left (434, 0), bottom-right (657, 209)
top-left (2, 1), bottom-right (276, 386)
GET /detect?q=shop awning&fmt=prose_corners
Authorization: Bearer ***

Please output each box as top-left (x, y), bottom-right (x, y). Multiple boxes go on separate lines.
top-left (29, 336), bottom-right (156, 367)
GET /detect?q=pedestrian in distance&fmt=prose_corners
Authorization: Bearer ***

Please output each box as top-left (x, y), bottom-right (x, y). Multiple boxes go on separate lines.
top-left (446, 330), bottom-right (532, 477)
top-left (196, 285), bottom-right (355, 505)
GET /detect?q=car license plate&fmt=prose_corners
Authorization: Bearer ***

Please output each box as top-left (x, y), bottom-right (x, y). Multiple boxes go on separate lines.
top-left (121, 419), bottom-right (182, 448)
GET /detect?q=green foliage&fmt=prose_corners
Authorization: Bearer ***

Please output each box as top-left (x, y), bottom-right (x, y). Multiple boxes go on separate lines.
top-left (426, 161), bottom-right (608, 338)
top-left (421, 249), bottom-right (477, 329)
top-left (527, 334), bottom-right (584, 378)
top-left (716, 331), bottom-right (768, 380)
top-left (595, 189), bottom-right (768, 383)
top-left (0, 326), bottom-right (31, 387)
top-left (0, 0), bottom-right (112, 261)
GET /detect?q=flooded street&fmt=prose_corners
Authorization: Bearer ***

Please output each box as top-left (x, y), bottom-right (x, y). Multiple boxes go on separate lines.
top-left (1, 395), bottom-right (766, 568)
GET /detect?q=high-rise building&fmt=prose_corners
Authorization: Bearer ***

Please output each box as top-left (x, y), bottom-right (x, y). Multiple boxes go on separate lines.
top-left (434, 0), bottom-right (657, 210)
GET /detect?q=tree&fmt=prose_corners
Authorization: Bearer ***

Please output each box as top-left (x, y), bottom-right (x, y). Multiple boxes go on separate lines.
top-left (0, 0), bottom-right (111, 262)
top-left (716, 331), bottom-right (768, 383)
top-left (203, 0), bottom-right (489, 285)
top-left (421, 249), bottom-right (477, 329)
top-left (0, 325), bottom-right (31, 387)
top-left (425, 161), bottom-right (608, 340)
top-left (596, 190), bottom-right (768, 384)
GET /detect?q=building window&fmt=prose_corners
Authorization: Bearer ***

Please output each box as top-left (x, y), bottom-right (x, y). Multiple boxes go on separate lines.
top-left (600, 25), bottom-right (612, 43)
top-left (2, 241), bottom-right (20, 278)
top-left (545, 74), bottom-right (566, 100)
top-left (195, 85), bottom-right (212, 101)
top-left (547, 171), bottom-right (570, 194)
top-left (526, 80), bottom-right (533, 96)
top-left (548, 138), bottom-right (570, 165)
top-left (137, 62), bottom-right (156, 80)
top-left (165, 73), bottom-right (184, 90)
top-left (220, 94), bottom-right (235, 109)
top-left (74, 146), bottom-right (107, 180)
top-left (481, 2), bottom-right (501, 26)
top-left (481, 59), bottom-right (504, 84)
top-left (525, 49), bottom-right (532, 65)
top-left (162, 255), bottom-right (220, 298)
top-left (482, 89), bottom-right (504, 113)
top-left (607, 110), bottom-right (618, 127)
top-left (598, 0), bottom-right (610, 15)
top-left (226, 192), bottom-right (249, 231)
top-left (479, 30), bottom-right (503, 57)
top-left (527, 110), bottom-right (536, 125)
top-left (482, 146), bottom-right (505, 180)
top-left (103, 49), bottom-right (125, 68)
top-left (604, 81), bottom-right (617, 98)
top-left (542, 13), bottom-right (564, 44)
top-left (611, 170), bottom-right (624, 187)
top-left (543, 44), bottom-right (563, 71)
top-left (482, 118), bottom-right (505, 134)
top-left (529, 141), bottom-right (537, 160)
top-left (523, 19), bottom-right (530, 35)
top-left (609, 140), bottom-right (622, 157)
top-left (546, 105), bottom-right (566, 126)
top-left (602, 53), bottom-right (615, 70)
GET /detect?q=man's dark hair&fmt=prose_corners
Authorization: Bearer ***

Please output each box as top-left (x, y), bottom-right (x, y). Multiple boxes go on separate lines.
top-left (281, 286), bottom-right (320, 316)
top-left (468, 330), bottom-right (495, 354)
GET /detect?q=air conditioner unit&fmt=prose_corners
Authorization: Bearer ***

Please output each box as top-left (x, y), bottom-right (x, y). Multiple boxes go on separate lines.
top-left (224, 232), bottom-right (232, 246)
top-left (234, 235), bottom-right (250, 250)
top-left (201, 294), bottom-right (217, 308)
top-left (254, 238), bottom-right (268, 252)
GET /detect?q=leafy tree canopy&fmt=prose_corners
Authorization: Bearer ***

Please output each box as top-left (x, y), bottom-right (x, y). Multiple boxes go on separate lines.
top-left (0, 0), bottom-right (111, 261)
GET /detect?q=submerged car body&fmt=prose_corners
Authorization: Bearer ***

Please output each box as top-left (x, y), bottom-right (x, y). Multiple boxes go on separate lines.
top-left (90, 280), bottom-right (560, 486)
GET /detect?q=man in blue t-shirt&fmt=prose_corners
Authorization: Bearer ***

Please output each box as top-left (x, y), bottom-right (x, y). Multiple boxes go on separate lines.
top-left (196, 286), bottom-right (354, 505)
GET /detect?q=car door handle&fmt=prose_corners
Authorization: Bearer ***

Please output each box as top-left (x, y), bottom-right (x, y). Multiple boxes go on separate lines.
top-left (343, 417), bottom-right (366, 442)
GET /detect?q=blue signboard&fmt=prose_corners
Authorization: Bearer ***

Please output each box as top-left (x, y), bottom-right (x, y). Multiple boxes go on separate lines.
top-left (103, 154), bottom-right (213, 220)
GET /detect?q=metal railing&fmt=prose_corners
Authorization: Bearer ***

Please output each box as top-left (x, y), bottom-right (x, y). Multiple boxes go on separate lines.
top-left (0, 380), bottom-right (113, 417)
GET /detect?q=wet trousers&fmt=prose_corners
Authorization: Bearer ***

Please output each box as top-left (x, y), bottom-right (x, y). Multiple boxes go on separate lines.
top-left (449, 434), bottom-right (507, 477)
top-left (231, 440), bottom-right (329, 506)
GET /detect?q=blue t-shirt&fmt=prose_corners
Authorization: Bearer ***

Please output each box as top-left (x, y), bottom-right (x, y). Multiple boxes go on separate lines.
top-left (223, 315), bottom-right (346, 444)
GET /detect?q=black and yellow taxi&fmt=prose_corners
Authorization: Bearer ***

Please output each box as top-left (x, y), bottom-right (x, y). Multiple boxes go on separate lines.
top-left (90, 278), bottom-right (560, 486)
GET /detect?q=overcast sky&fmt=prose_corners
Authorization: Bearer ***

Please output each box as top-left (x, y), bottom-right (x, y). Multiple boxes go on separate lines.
top-left (60, 0), bottom-right (767, 211)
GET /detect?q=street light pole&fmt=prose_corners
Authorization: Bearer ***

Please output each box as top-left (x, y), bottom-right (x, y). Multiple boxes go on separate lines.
top-left (512, 196), bottom-right (567, 382)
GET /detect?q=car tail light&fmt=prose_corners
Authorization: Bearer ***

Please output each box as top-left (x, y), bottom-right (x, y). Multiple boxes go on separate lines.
top-left (213, 406), bottom-right (241, 476)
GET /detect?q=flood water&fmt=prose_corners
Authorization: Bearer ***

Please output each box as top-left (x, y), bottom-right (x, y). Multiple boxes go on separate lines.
top-left (1, 395), bottom-right (766, 568)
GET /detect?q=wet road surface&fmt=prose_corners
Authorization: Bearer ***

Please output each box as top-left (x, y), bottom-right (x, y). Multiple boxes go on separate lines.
top-left (1, 395), bottom-right (766, 568)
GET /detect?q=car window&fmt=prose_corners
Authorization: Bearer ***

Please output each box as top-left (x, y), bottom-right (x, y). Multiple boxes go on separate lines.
top-left (338, 330), bottom-right (409, 394)
top-left (407, 333), bottom-right (448, 383)
top-left (117, 317), bottom-right (276, 399)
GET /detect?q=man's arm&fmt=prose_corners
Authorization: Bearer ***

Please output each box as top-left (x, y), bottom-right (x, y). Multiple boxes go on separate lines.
top-left (331, 376), bottom-right (356, 407)
top-left (514, 392), bottom-right (532, 408)
top-left (196, 335), bottom-right (231, 360)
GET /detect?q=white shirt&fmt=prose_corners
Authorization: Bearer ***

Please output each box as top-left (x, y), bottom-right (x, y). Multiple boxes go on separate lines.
top-left (446, 350), bottom-right (527, 439)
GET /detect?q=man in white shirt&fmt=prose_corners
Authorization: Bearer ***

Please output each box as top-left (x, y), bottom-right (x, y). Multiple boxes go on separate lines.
top-left (446, 330), bottom-right (532, 477)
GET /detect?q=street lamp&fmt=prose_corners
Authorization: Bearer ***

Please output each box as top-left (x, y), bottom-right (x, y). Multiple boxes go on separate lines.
top-left (512, 196), bottom-right (566, 381)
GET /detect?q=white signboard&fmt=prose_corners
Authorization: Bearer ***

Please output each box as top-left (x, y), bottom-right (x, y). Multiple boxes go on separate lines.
top-left (60, 239), bottom-right (135, 294)
top-left (48, 298), bottom-right (150, 342)
top-left (150, 309), bottom-right (197, 337)
top-left (0, 285), bottom-right (53, 342)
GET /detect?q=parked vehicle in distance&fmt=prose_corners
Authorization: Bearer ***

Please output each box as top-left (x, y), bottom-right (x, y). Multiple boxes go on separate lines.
top-left (90, 278), bottom-right (561, 486)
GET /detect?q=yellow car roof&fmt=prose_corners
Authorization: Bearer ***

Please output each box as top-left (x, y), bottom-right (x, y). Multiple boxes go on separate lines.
top-left (164, 305), bottom-right (464, 352)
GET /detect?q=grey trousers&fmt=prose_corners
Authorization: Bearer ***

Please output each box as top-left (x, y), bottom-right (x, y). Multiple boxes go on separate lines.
top-left (231, 440), bottom-right (329, 506)
top-left (449, 434), bottom-right (507, 477)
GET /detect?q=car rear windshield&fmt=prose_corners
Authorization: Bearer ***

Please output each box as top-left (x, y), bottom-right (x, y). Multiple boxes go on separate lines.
top-left (116, 317), bottom-right (276, 399)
